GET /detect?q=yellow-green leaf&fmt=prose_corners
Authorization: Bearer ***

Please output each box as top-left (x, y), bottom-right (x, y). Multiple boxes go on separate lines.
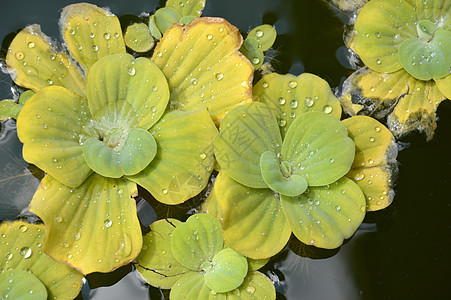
top-left (87, 53), bottom-right (170, 131)
top-left (124, 23), bottom-right (155, 52)
top-left (343, 115), bottom-right (397, 211)
top-left (151, 17), bottom-right (253, 125)
top-left (136, 218), bottom-right (190, 289)
top-left (215, 172), bottom-right (291, 259)
top-left (29, 174), bottom-right (142, 274)
top-left (435, 73), bottom-right (451, 99)
top-left (254, 73), bottom-right (342, 138)
top-left (17, 86), bottom-right (93, 188)
top-left (166, 0), bottom-right (206, 17)
top-left (6, 25), bottom-right (86, 96)
top-left (127, 110), bottom-right (217, 205)
top-left (0, 221), bottom-right (83, 299)
top-left (281, 177), bottom-right (366, 249)
top-left (0, 269), bottom-right (47, 300)
top-left (60, 3), bottom-right (126, 73)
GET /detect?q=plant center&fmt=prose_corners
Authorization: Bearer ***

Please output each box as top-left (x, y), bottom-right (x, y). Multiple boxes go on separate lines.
top-left (416, 19), bottom-right (437, 42)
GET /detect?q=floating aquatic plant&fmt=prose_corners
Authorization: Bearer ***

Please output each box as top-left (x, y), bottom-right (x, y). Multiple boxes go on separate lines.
top-left (0, 221), bottom-right (83, 299)
top-left (209, 72), bottom-right (397, 258)
top-left (340, 0), bottom-right (451, 140)
top-left (0, 90), bottom-right (34, 121)
top-left (240, 24), bottom-right (277, 70)
top-left (136, 214), bottom-right (275, 299)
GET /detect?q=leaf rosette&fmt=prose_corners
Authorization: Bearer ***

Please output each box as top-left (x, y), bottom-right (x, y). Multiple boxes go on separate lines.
top-left (211, 72), bottom-right (397, 258)
top-left (136, 214), bottom-right (275, 299)
top-left (343, 0), bottom-right (451, 139)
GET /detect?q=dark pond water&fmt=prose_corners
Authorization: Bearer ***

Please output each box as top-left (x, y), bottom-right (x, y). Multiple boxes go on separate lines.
top-left (0, 0), bottom-right (450, 299)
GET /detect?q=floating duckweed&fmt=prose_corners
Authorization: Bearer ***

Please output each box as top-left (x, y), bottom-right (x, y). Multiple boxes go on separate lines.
top-left (288, 80), bottom-right (297, 88)
top-left (215, 72), bottom-right (224, 80)
top-left (278, 97), bottom-right (286, 105)
top-left (290, 99), bottom-right (298, 108)
top-left (20, 247), bottom-right (32, 258)
top-left (28, 41), bottom-right (35, 48)
top-left (104, 219), bottom-right (113, 228)
top-left (15, 52), bottom-right (24, 60)
top-left (305, 96), bottom-right (314, 107)
top-left (323, 105), bottom-right (332, 114)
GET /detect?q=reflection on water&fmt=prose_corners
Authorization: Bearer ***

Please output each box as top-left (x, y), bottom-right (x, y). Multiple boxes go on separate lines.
top-left (0, 120), bottom-right (41, 220)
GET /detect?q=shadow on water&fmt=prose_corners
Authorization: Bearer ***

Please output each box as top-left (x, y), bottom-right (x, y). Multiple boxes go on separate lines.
top-left (0, 0), bottom-right (450, 299)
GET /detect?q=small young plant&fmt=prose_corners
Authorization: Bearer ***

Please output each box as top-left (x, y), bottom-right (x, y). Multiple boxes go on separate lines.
top-left (240, 24), bottom-right (277, 70)
top-left (136, 214), bottom-right (275, 299)
top-left (341, 0), bottom-right (451, 140)
top-left (0, 90), bottom-right (34, 121)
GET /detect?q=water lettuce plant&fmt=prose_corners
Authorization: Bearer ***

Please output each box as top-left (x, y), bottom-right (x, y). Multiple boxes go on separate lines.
top-left (210, 72), bottom-right (396, 258)
top-left (240, 24), bottom-right (277, 70)
top-left (340, 0), bottom-right (451, 140)
top-left (0, 220), bottom-right (83, 299)
top-left (3, 2), bottom-right (254, 274)
top-left (136, 214), bottom-right (275, 299)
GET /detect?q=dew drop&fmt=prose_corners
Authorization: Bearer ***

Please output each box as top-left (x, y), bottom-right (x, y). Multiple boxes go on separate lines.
top-left (354, 173), bottom-right (365, 181)
top-left (28, 42), bottom-right (35, 48)
top-left (55, 216), bottom-right (63, 223)
top-left (290, 99), bottom-right (298, 108)
top-left (335, 205), bottom-right (341, 211)
top-left (89, 32), bottom-right (95, 38)
top-left (74, 232), bottom-right (81, 241)
top-left (246, 287), bottom-right (256, 294)
top-left (305, 96), bottom-right (314, 107)
top-left (199, 152), bottom-right (207, 160)
top-left (128, 67), bottom-right (136, 76)
top-left (41, 124), bottom-right (48, 129)
top-left (323, 105), bottom-right (332, 114)
top-left (252, 57), bottom-right (260, 65)
top-left (15, 52), bottom-right (24, 60)
top-left (290, 112), bottom-right (296, 118)
top-left (20, 247), bottom-right (32, 259)
top-left (69, 29), bottom-right (75, 35)
top-left (329, 158), bottom-right (335, 163)
top-left (5, 252), bottom-right (13, 260)
top-left (376, 59), bottom-right (381, 65)
top-left (375, 126), bottom-right (381, 132)
top-left (104, 219), bottom-right (113, 228)
top-left (288, 80), bottom-right (297, 88)
top-left (152, 86), bottom-right (158, 91)
top-left (162, 189), bottom-right (168, 195)
top-left (206, 34), bottom-right (213, 40)
top-left (375, 32), bottom-right (381, 38)
top-left (190, 78), bottom-right (198, 85)
top-left (262, 82), bottom-right (268, 88)
top-left (19, 225), bottom-right (28, 232)
top-left (215, 72), bottom-right (224, 80)
top-left (278, 97), bottom-right (286, 105)
top-left (103, 32), bottom-right (111, 40)
top-left (92, 45), bottom-right (99, 52)
top-left (369, 137), bottom-right (375, 142)
top-left (279, 119), bottom-right (287, 127)
top-left (368, 159), bottom-right (374, 165)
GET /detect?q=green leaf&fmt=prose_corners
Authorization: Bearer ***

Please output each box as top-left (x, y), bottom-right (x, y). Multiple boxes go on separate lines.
top-left (0, 269), bottom-right (47, 300)
top-left (5, 24), bottom-right (86, 97)
top-left (171, 214), bottom-right (223, 271)
top-left (398, 29), bottom-right (451, 80)
top-left (136, 218), bottom-right (191, 289)
top-left (214, 102), bottom-right (282, 189)
top-left (253, 73), bottom-right (342, 138)
top-left (229, 271), bottom-right (276, 300)
top-left (148, 15), bottom-right (163, 40)
top-left (215, 172), bottom-right (291, 259)
top-left (83, 128), bottom-right (157, 178)
top-left (244, 37), bottom-right (259, 51)
top-left (0, 221), bottom-right (83, 299)
top-left (240, 46), bottom-right (264, 69)
top-left (203, 248), bottom-right (248, 293)
top-left (127, 109), bottom-right (217, 205)
top-left (435, 73), bottom-right (451, 99)
top-left (343, 116), bottom-right (397, 211)
top-left (247, 24), bottom-right (277, 51)
top-left (166, 0), bottom-right (206, 17)
top-left (260, 151), bottom-right (308, 197)
top-left (17, 86), bottom-right (93, 188)
top-left (281, 177), bottom-right (366, 249)
top-left (18, 90), bottom-right (35, 105)
top-left (29, 174), bottom-right (142, 274)
top-left (169, 272), bottom-right (218, 299)
top-left (151, 17), bottom-right (253, 125)
top-left (124, 23), bottom-right (155, 53)
top-left (281, 111), bottom-right (355, 186)
top-left (180, 15), bottom-right (197, 24)
top-left (87, 53), bottom-right (170, 131)
top-left (0, 100), bottom-right (16, 121)
top-left (351, 0), bottom-right (417, 72)
top-left (154, 7), bottom-right (182, 35)
top-left (60, 3), bottom-right (126, 73)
